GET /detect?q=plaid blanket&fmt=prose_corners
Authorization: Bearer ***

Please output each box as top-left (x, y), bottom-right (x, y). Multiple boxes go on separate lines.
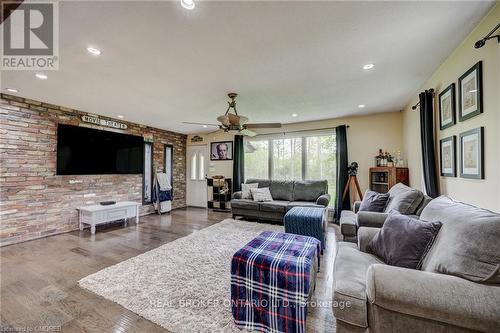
top-left (231, 231), bottom-right (320, 333)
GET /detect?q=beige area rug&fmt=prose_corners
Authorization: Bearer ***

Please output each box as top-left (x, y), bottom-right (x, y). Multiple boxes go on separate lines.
top-left (79, 219), bottom-right (335, 332)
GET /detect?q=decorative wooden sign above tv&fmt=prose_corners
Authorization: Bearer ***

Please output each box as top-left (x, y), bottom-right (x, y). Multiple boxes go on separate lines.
top-left (81, 115), bottom-right (127, 129)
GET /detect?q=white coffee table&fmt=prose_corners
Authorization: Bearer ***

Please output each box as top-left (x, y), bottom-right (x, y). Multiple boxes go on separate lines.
top-left (77, 201), bottom-right (141, 234)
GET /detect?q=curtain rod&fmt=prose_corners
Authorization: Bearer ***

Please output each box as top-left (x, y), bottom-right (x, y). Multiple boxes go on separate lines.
top-left (253, 125), bottom-right (349, 136)
top-left (412, 89), bottom-right (435, 110)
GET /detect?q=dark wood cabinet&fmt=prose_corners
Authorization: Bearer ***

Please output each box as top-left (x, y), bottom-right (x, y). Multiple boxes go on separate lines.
top-left (369, 167), bottom-right (409, 193)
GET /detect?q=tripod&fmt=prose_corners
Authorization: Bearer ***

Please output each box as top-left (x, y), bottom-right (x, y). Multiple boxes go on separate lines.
top-left (342, 175), bottom-right (363, 205)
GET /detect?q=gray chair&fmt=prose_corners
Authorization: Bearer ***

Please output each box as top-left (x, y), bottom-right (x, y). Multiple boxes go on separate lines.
top-left (340, 183), bottom-right (432, 242)
top-left (231, 179), bottom-right (330, 223)
top-left (332, 196), bottom-right (500, 333)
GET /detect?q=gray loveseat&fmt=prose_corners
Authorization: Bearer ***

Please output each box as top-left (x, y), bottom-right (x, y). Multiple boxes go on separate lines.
top-left (340, 183), bottom-right (432, 242)
top-left (333, 196), bottom-right (500, 333)
top-left (231, 179), bottom-right (330, 222)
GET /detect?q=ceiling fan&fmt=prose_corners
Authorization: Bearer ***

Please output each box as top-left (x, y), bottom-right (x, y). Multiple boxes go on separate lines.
top-left (183, 93), bottom-right (281, 137)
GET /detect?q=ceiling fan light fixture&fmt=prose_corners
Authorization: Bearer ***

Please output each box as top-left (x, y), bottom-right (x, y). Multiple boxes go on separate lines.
top-left (181, 0), bottom-right (195, 10)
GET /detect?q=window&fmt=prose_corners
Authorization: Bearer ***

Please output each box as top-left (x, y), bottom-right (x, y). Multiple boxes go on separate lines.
top-left (190, 151), bottom-right (206, 181)
top-left (244, 130), bottom-right (336, 204)
top-left (244, 140), bottom-right (269, 179)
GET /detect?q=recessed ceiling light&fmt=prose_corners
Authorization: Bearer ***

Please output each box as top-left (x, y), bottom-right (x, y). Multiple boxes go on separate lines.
top-left (6, 88), bottom-right (18, 93)
top-left (117, 115), bottom-right (124, 119)
top-left (358, 104), bottom-right (366, 108)
top-left (35, 73), bottom-right (48, 80)
top-left (87, 47), bottom-right (101, 56)
top-left (203, 125), bottom-right (208, 128)
top-left (363, 64), bottom-right (374, 70)
top-left (181, 0), bottom-right (195, 10)
top-left (291, 113), bottom-right (298, 117)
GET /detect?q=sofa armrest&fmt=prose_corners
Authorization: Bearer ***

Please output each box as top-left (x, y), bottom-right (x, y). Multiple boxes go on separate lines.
top-left (232, 191), bottom-right (242, 199)
top-left (357, 211), bottom-right (388, 228)
top-left (353, 201), bottom-right (362, 213)
top-left (357, 227), bottom-right (379, 253)
top-left (316, 193), bottom-right (331, 206)
top-left (366, 264), bottom-right (500, 332)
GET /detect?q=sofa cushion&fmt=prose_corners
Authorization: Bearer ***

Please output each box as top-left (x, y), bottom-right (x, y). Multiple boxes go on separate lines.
top-left (250, 187), bottom-right (273, 202)
top-left (259, 200), bottom-right (289, 213)
top-left (333, 242), bottom-right (384, 328)
top-left (269, 180), bottom-right (294, 201)
top-left (420, 196), bottom-right (500, 284)
top-left (231, 199), bottom-right (259, 210)
top-left (293, 180), bottom-right (327, 202)
top-left (367, 212), bottom-right (442, 269)
top-left (340, 210), bottom-right (358, 238)
top-left (384, 183), bottom-right (424, 215)
top-left (359, 190), bottom-right (390, 212)
top-left (241, 183), bottom-right (258, 199)
top-left (287, 201), bottom-right (324, 210)
top-left (245, 179), bottom-right (270, 188)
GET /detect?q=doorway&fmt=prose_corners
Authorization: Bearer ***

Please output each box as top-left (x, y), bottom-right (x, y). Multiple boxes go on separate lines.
top-left (186, 145), bottom-right (208, 207)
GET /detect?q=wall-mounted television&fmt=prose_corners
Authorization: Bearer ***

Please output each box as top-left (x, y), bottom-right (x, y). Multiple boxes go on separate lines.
top-left (57, 124), bottom-right (144, 175)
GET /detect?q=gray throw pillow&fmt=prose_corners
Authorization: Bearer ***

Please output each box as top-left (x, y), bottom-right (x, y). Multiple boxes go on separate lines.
top-left (384, 183), bottom-right (424, 215)
top-left (250, 187), bottom-right (273, 202)
top-left (241, 183), bottom-right (258, 199)
top-left (367, 212), bottom-right (442, 269)
top-left (359, 190), bottom-right (390, 212)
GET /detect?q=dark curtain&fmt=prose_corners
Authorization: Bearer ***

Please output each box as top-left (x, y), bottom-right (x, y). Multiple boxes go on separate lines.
top-left (335, 125), bottom-right (349, 220)
top-left (419, 90), bottom-right (439, 198)
top-left (233, 135), bottom-right (245, 193)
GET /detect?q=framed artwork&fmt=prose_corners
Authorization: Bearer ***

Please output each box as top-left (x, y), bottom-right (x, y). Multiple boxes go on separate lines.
top-left (143, 142), bottom-right (153, 203)
top-left (438, 83), bottom-right (455, 130)
top-left (459, 127), bottom-right (484, 179)
top-left (458, 61), bottom-right (483, 121)
top-left (210, 141), bottom-right (233, 160)
top-left (440, 136), bottom-right (456, 177)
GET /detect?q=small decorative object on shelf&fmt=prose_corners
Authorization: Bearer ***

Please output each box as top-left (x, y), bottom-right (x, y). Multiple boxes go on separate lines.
top-left (375, 149), bottom-right (395, 167)
top-left (207, 177), bottom-right (232, 212)
top-left (369, 167), bottom-right (409, 193)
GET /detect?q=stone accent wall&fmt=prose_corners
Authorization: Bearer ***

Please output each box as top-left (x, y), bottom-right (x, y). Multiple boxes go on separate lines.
top-left (0, 94), bottom-right (187, 246)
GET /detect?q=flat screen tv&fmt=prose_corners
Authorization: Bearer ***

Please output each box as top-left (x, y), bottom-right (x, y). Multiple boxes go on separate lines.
top-left (57, 124), bottom-right (144, 175)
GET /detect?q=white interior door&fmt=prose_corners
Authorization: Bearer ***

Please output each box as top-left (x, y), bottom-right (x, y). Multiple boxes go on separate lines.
top-left (186, 145), bottom-right (208, 207)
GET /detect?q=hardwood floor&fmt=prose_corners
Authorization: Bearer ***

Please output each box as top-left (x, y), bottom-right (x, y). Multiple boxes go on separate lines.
top-left (0, 207), bottom-right (339, 332)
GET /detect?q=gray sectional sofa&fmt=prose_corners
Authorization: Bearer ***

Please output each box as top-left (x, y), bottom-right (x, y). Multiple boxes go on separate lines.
top-left (340, 183), bottom-right (432, 242)
top-left (231, 179), bottom-right (330, 222)
top-left (333, 196), bottom-right (500, 333)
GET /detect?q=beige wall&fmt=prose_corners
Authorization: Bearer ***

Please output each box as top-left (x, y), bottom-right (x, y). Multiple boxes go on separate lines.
top-left (187, 111), bottom-right (404, 193)
top-left (402, 4), bottom-right (499, 212)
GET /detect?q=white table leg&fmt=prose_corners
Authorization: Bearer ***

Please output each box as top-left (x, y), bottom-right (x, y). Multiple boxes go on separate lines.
top-left (136, 207), bottom-right (140, 225)
top-left (91, 224), bottom-right (96, 235)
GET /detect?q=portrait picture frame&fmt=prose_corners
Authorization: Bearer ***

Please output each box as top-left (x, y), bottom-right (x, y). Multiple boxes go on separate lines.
top-left (210, 141), bottom-right (233, 161)
top-left (459, 127), bottom-right (484, 179)
top-left (438, 83), bottom-right (456, 130)
top-left (458, 61), bottom-right (483, 122)
top-left (440, 136), bottom-right (456, 177)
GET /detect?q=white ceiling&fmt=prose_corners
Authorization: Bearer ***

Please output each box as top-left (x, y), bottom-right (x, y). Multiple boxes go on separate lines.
top-left (1, 1), bottom-right (494, 134)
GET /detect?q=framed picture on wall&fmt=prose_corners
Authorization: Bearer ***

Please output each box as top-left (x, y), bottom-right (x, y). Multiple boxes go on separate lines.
top-left (210, 141), bottom-right (233, 160)
top-left (458, 61), bottom-right (483, 121)
top-left (439, 83), bottom-right (455, 130)
top-left (459, 127), bottom-right (484, 179)
top-left (440, 136), bottom-right (456, 177)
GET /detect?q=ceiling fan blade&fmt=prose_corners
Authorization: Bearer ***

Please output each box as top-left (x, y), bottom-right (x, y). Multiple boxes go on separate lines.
top-left (182, 121), bottom-right (219, 127)
top-left (245, 123), bottom-right (282, 129)
top-left (240, 129), bottom-right (257, 137)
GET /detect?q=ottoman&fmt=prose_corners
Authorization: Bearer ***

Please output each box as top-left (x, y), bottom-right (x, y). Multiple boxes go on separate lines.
top-left (284, 206), bottom-right (327, 251)
top-left (231, 231), bottom-right (320, 333)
